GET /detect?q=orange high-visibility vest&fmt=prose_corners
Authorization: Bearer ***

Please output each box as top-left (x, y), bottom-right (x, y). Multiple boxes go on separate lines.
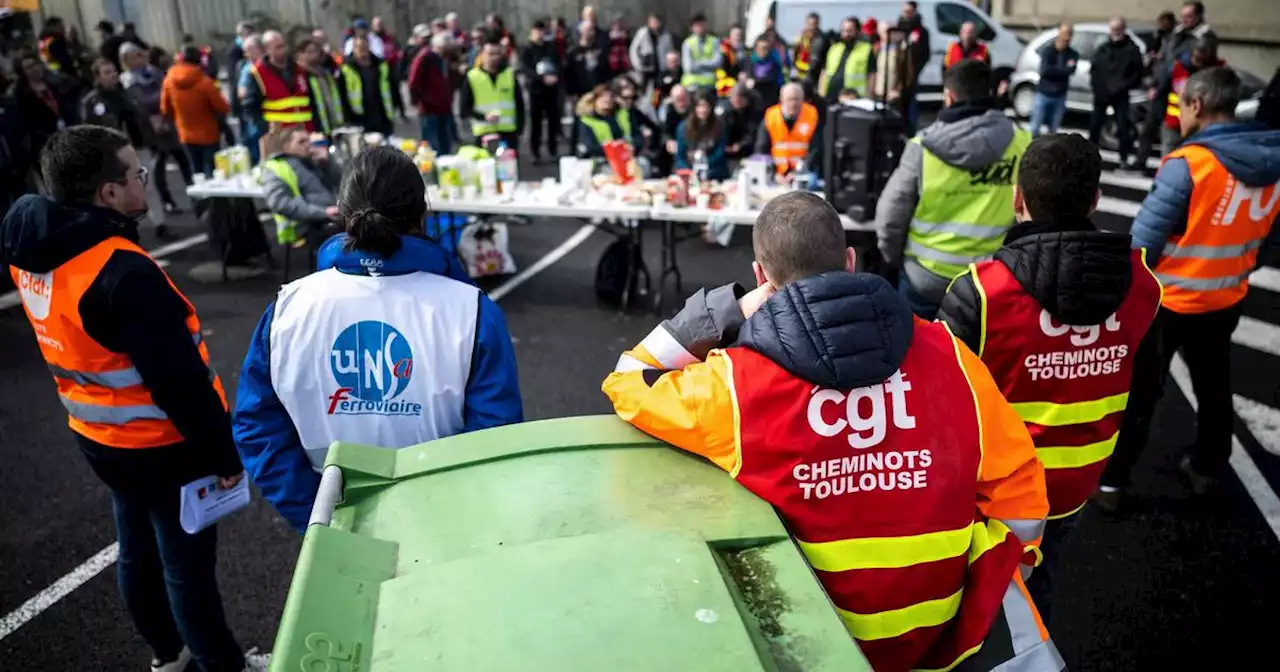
top-left (10, 237), bottom-right (227, 448)
top-left (973, 250), bottom-right (1162, 518)
top-left (250, 59), bottom-right (315, 130)
top-left (1155, 144), bottom-right (1279, 313)
top-left (764, 102), bottom-right (818, 174)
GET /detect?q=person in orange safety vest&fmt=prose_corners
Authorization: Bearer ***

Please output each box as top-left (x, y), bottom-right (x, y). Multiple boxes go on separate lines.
top-left (938, 134), bottom-right (1162, 622)
top-left (943, 21), bottom-right (990, 74)
top-left (0, 126), bottom-right (246, 672)
top-left (755, 82), bottom-right (818, 177)
top-left (1099, 66), bottom-right (1280, 509)
top-left (603, 191), bottom-right (1061, 672)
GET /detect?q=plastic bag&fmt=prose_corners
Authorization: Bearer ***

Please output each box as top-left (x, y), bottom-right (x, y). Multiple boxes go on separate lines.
top-left (603, 140), bottom-right (639, 185)
top-left (458, 221), bottom-right (517, 278)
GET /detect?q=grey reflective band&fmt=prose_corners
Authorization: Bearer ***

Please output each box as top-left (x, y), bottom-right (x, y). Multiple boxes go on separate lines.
top-left (48, 364), bottom-right (144, 389)
top-left (1002, 518), bottom-right (1047, 544)
top-left (905, 239), bottom-right (990, 265)
top-left (909, 219), bottom-right (1010, 240)
top-left (1000, 578), bottom-right (1046, 655)
top-left (1161, 239), bottom-right (1262, 259)
top-left (1155, 270), bottom-right (1253, 291)
top-left (988, 640), bottom-right (1066, 672)
top-left (60, 396), bottom-right (169, 424)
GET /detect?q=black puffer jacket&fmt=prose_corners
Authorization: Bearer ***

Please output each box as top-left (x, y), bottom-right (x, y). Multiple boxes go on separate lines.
top-left (937, 218), bottom-right (1134, 355)
top-left (740, 272), bottom-right (914, 389)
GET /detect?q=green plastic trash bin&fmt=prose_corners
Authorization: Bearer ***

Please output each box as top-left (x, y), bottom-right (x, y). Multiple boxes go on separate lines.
top-left (271, 415), bottom-right (870, 671)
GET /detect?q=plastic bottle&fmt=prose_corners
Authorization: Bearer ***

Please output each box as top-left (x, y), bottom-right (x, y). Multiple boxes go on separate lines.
top-left (692, 149), bottom-right (709, 190)
top-left (495, 142), bottom-right (519, 194)
top-left (791, 159), bottom-right (812, 192)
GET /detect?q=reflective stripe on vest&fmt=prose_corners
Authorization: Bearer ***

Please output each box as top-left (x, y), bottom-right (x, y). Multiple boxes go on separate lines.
top-left (724, 322), bottom-right (1032, 671)
top-left (907, 128), bottom-right (1031, 279)
top-left (340, 62), bottom-right (394, 120)
top-left (764, 103), bottom-right (818, 174)
top-left (1154, 143), bottom-right (1279, 313)
top-left (818, 40), bottom-right (873, 97)
top-left (261, 158), bottom-right (302, 244)
top-left (10, 239), bottom-right (227, 448)
top-left (973, 250), bottom-right (1162, 517)
top-left (467, 67), bottom-right (517, 135)
top-left (309, 73), bottom-right (345, 134)
top-left (681, 36), bottom-right (718, 88)
top-left (251, 61), bottom-right (313, 125)
top-left (579, 109), bottom-right (632, 148)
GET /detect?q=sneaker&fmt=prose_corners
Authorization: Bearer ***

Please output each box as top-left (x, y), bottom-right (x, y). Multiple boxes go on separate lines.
top-left (1179, 455), bottom-right (1219, 496)
top-left (1090, 485), bottom-right (1126, 515)
top-left (163, 202), bottom-right (183, 215)
top-left (151, 647), bottom-right (191, 672)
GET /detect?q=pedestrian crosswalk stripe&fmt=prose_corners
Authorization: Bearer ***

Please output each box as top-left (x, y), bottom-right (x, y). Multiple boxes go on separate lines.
top-left (1234, 316), bottom-right (1280, 359)
top-left (1250, 266), bottom-right (1280, 294)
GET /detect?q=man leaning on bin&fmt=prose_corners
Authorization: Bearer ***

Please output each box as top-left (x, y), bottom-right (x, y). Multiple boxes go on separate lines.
top-left (603, 192), bottom-right (1062, 671)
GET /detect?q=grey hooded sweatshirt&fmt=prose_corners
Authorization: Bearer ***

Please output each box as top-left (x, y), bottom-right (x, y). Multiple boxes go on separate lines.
top-left (875, 103), bottom-right (1018, 303)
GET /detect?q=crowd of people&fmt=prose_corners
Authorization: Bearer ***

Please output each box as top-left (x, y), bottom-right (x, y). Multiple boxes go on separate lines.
top-left (0, 3), bottom-right (1279, 672)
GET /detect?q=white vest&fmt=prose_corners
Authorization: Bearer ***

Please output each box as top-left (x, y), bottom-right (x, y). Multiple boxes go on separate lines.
top-left (269, 268), bottom-right (479, 470)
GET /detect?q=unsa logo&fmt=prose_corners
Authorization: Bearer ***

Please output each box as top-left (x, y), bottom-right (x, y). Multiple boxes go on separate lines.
top-left (330, 321), bottom-right (414, 402)
top-left (1039, 310), bottom-right (1120, 347)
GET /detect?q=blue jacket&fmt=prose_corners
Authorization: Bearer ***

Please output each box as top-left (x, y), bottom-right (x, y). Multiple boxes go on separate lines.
top-left (1036, 43), bottom-right (1078, 97)
top-left (674, 120), bottom-right (731, 181)
top-left (1131, 122), bottom-right (1280, 266)
top-left (232, 234), bottom-right (523, 532)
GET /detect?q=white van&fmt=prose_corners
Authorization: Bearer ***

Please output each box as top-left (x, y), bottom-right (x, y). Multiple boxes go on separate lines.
top-left (744, 0), bottom-right (1026, 94)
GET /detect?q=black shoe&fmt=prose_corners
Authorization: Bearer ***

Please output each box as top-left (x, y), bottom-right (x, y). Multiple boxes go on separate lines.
top-left (154, 224), bottom-right (172, 240)
top-left (1091, 485), bottom-right (1126, 515)
top-left (1179, 456), bottom-right (1219, 496)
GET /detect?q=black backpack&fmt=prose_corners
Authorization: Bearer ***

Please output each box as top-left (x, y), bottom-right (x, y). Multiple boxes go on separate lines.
top-left (594, 237), bottom-right (638, 306)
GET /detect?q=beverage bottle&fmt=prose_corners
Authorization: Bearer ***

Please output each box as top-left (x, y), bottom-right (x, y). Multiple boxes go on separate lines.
top-left (495, 142), bottom-right (519, 193)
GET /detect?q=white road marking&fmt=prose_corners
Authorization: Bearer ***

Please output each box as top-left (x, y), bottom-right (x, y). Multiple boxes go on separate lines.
top-left (0, 543), bottom-right (119, 641)
top-left (1100, 170), bottom-right (1153, 193)
top-left (487, 224), bottom-right (596, 302)
top-left (1097, 195), bottom-right (1140, 218)
top-left (0, 233), bottom-right (208, 311)
top-left (1251, 266), bottom-right (1280, 294)
top-left (1234, 316), bottom-right (1280, 358)
top-left (1236, 395), bottom-right (1280, 457)
top-left (1170, 356), bottom-right (1280, 542)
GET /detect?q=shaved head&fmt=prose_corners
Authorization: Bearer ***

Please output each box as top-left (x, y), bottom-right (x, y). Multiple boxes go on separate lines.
top-left (753, 192), bottom-right (849, 286)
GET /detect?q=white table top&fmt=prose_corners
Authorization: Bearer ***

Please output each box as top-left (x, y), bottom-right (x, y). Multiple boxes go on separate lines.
top-left (186, 180), bottom-right (871, 230)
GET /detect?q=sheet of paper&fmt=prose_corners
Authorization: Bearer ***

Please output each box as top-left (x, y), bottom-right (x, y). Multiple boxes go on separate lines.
top-left (179, 475), bottom-right (251, 534)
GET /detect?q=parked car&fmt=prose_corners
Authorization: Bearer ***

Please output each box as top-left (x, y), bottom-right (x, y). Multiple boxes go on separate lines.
top-left (745, 0), bottom-right (1026, 94)
top-left (1010, 23), bottom-right (1264, 147)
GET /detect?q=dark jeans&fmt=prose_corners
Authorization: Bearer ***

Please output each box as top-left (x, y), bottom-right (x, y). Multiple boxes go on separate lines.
top-left (419, 114), bottom-right (456, 155)
top-left (529, 87), bottom-right (560, 159)
top-left (111, 486), bottom-right (243, 672)
top-left (184, 144), bottom-right (219, 178)
top-left (153, 148), bottom-right (193, 207)
top-left (1132, 101), bottom-right (1165, 166)
top-left (1025, 514), bottom-right (1078, 626)
top-left (1090, 92), bottom-right (1132, 163)
top-left (1100, 303), bottom-right (1243, 489)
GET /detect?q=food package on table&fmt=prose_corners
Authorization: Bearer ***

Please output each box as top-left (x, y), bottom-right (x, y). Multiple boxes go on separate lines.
top-left (667, 170), bottom-right (692, 207)
top-left (458, 222), bottom-right (517, 278)
top-left (603, 140), bottom-right (639, 185)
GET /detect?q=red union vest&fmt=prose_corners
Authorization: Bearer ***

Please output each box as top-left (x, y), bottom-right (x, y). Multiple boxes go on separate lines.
top-left (1165, 58), bottom-right (1225, 130)
top-left (250, 60), bottom-right (315, 131)
top-left (724, 320), bottom-right (1026, 672)
top-left (973, 251), bottom-right (1160, 517)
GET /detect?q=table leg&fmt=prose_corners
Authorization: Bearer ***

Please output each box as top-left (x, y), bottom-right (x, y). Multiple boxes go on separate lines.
top-left (620, 220), bottom-right (650, 312)
top-left (654, 220), bottom-right (684, 314)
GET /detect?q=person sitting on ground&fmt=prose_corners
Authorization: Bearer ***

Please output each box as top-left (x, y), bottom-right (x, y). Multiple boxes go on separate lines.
top-left (259, 125), bottom-right (342, 246)
top-left (234, 147), bottom-right (523, 533)
top-left (602, 190), bottom-right (1053, 672)
top-left (576, 84), bottom-right (643, 160)
top-left (160, 46), bottom-right (230, 178)
top-left (675, 89), bottom-right (730, 180)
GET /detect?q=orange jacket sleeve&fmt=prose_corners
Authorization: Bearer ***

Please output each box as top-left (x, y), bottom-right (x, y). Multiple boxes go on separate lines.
top-left (208, 78), bottom-right (230, 116)
top-left (955, 335), bottom-right (1049, 546)
top-left (160, 81), bottom-right (172, 118)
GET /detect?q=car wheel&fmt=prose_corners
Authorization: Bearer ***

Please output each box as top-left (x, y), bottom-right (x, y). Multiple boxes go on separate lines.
top-left (1012, 85), bottom-right (1036, 119)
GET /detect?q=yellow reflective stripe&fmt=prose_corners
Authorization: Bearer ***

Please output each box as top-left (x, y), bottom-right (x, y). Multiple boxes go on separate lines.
top-left (264, 111), bottom-right (314, 123)
top-left (914, 643), bottom-right (984, 672)
top-left (263, 96), bottom-right (310, 110)
top-left (1168, 92), bottom-right (1179, 104)
top-left (967, 263), bottom-right (989, 357)
top-left (838, 588), bottom-right (963, 641)
top-left (967, 518), bottom-right (1012, 565)
top-left (1010, 392), bottom-right (1129, 427)
top-left (797, 523), bottom-right (975, 572)
top-left (1036, 431), bottom-right (1119, 469)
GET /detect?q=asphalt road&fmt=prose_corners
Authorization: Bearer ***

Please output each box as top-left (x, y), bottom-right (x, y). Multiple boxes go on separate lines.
top-left (1, 109), bottom-right (1278, 671)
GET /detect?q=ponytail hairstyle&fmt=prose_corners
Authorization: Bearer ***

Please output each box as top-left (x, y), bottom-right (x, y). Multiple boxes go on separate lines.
top-left (338, 147), bottom-right (426, 258)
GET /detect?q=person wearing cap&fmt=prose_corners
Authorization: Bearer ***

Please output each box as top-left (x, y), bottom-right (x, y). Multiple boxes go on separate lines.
top-left (681, 13), bottom-right (721, 93)
top-left (344, 18), bottom-right (386, 60)
top-left (602, 190), bottom-right (1056, 672)
top-left (401, 23), bottom-right (432, 82)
